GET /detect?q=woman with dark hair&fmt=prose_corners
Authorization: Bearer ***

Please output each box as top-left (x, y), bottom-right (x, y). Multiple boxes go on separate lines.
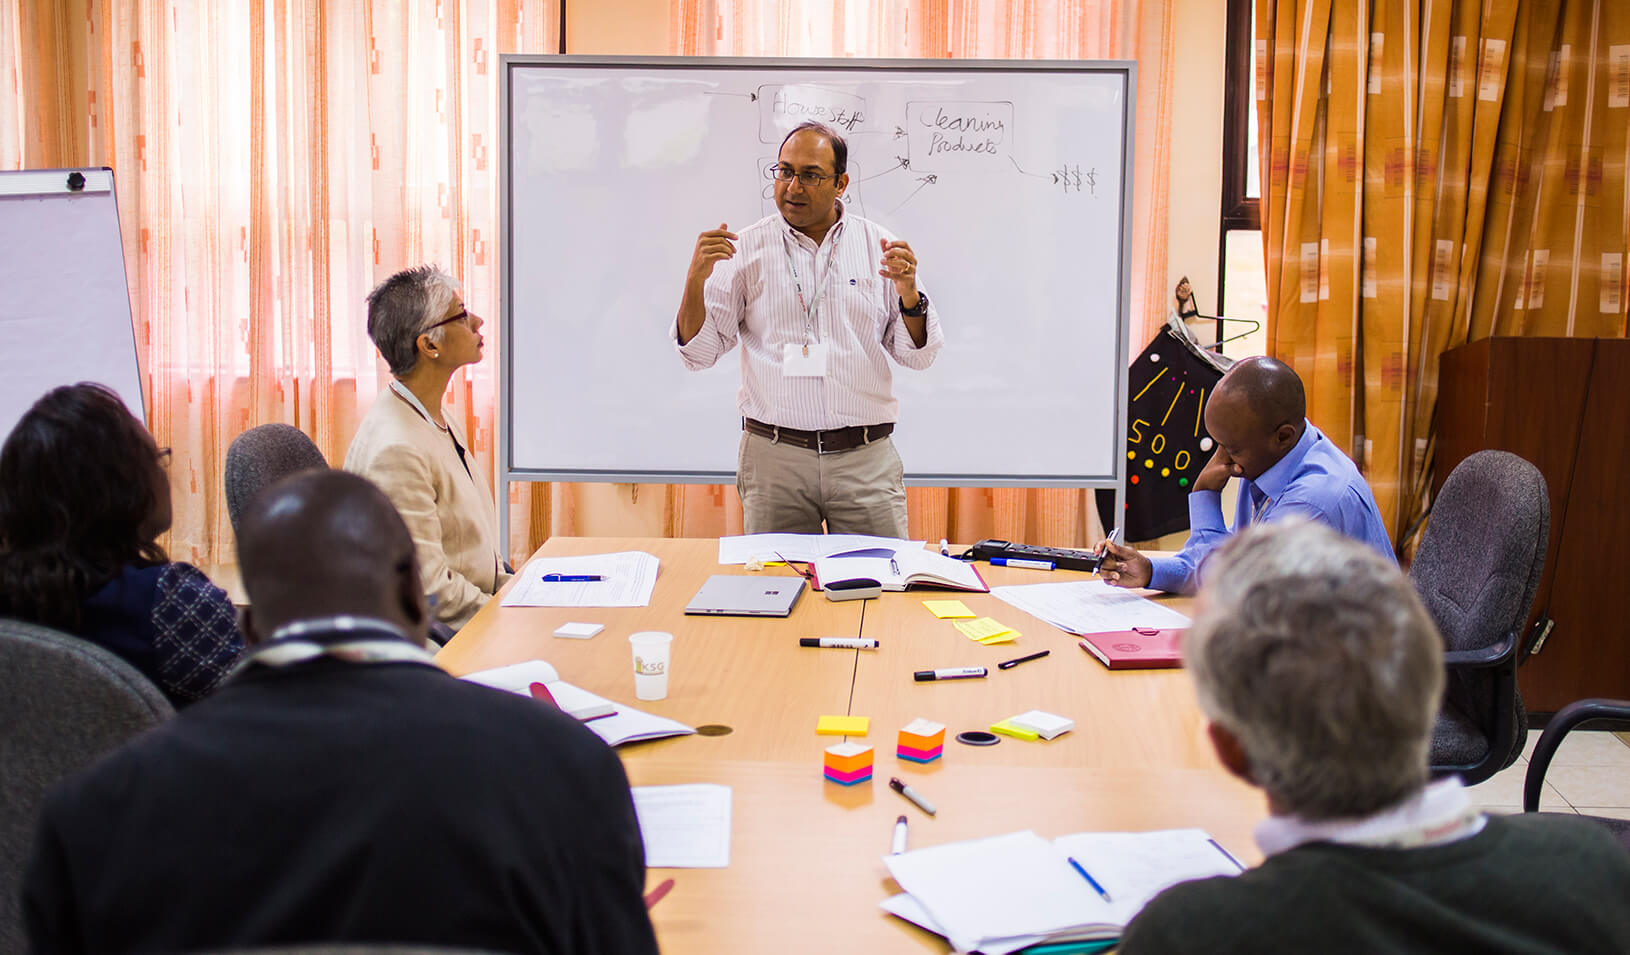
top-left (0, 382), bottom-right (244, 704)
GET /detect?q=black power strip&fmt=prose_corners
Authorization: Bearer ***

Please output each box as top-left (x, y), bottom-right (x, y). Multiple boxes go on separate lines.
top-left (969, 539), bottom-right (1105, 573)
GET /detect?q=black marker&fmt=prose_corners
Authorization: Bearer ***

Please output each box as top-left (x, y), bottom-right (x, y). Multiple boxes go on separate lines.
top-left (914, 666), bottom-right (987, 682)
top-left (997, 649), bottom-right (1050, 670)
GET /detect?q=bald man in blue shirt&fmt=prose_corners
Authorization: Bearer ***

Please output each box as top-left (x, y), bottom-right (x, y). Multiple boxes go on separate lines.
top-left (1099, 356), bottom-right (1394, 594)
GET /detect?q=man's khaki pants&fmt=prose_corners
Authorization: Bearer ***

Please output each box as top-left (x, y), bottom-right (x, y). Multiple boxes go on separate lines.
top-left (737, 430), bottom-right (909, 538)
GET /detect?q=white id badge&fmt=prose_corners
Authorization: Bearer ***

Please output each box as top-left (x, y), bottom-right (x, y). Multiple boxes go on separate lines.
top-left (782, 342), bottom-right (829, 377)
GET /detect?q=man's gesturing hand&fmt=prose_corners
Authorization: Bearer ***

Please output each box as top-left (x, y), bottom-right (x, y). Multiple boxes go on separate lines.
top-left (688, 224), bottom-right (738, 285)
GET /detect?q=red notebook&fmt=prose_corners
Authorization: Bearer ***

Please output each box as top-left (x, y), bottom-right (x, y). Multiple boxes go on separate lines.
top-left (1077, 628), bottom-right (1186, 670)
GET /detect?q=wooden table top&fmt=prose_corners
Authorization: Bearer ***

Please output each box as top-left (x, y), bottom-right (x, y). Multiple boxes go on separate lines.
top-left (438, 537), bottom-right (1261, 953)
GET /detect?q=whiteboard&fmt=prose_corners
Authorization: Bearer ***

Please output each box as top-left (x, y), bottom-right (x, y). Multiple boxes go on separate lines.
top-left (0, 169), bottom-right (146, 441)
top-left (501, 56), bottom-right (1133, 488)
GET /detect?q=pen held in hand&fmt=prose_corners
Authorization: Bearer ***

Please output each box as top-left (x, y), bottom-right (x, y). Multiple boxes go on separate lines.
top-left (643, 877), bottom-right (675, 909)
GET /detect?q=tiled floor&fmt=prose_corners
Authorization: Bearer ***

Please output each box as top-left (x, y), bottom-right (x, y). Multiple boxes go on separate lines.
top-left (1466, 729), bottom-right (1630, 819)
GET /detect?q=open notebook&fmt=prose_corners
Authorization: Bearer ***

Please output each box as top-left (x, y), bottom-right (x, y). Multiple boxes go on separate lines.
top-left (461, 660), bottom-right (695, 748)
top-left (811, 547), bottom-right (988, 593)
top-left (882, 828), bottom-right (1243, 953)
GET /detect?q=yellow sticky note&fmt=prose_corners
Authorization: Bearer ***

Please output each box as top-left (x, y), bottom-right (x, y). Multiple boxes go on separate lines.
top-left (955, 617), bottom-right (1017, 642)
top-left (817, 715), bottom-right (870, 736)
top-left (978, 632), bottom-right (1018, 645)
top-left (923, 599), bottom-right (977, 619)
top-left (990, 719), bottom-right (1040, 741)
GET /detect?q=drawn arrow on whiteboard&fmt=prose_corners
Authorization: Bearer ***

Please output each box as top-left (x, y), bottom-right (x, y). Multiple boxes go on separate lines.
top-left (1007, 156), bottom-right (1051, 181)
top-left (885, 175), bottom-right (938, 216)
top-left (855, 157), bottom-right (910, 182)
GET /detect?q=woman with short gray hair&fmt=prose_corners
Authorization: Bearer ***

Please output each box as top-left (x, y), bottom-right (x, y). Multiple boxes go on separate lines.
top-left (344, 265), bottom-right (509, 631)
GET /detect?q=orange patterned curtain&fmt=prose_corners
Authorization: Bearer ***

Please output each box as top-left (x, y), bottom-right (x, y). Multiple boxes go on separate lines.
top-left (1258, 0), bottom-right (1629, 550)
top-left (2, 0), bottom-right (558, 567)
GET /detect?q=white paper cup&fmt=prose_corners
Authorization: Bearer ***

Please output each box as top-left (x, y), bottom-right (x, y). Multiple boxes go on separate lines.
top-left (629, 631), bottom-right (674, 701)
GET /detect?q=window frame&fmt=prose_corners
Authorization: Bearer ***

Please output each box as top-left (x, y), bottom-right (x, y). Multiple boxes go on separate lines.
top-left (1215, 0), bottom-right (1261, 333)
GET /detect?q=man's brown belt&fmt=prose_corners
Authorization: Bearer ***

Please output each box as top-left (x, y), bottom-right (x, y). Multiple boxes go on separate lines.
top-left (743, 418), bottom-right (895, 454)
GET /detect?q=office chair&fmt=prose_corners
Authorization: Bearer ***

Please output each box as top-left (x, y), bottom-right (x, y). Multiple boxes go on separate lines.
top-left (222, 424), bottom-right (459, 647)
top-left (224, 423), bottom-right (329, 534)
top-left (1416, 450), bottom-right (1549, 786)
top-left (1523, 699), bottom-right (1630, 851)
top-left (0, 618), bottom-right (174, 951)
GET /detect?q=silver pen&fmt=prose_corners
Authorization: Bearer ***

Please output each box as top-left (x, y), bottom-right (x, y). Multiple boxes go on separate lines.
top-left (889, 777), bottom-right (937, 816)
top-left (891, 814), bottom-right (909, 854)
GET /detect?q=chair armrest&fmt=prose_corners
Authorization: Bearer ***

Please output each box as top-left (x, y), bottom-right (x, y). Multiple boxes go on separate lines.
top-left (1443, 632), bottom-right (1518, 669)
top-left (1522, 698), bottom-right (1630, 811)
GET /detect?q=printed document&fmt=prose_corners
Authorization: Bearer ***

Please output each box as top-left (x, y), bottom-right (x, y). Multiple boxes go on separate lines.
top-left (631, 784), bottom-right (732, 868)
top-left (717, 533), bottom-right (926, 565)
top-left (992, 579), bottom-right (1191, 635)
top-left (502, 550), bottom-right (660, 607)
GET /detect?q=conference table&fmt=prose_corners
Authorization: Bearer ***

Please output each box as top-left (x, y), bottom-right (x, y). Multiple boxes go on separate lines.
top-left (437, 538), bottom-right (1267, 953)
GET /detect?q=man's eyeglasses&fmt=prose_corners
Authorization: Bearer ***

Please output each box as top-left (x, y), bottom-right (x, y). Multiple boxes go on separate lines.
top-left (765, 164), bottom-right (839, 188)
top-left (423, 309), bottom-right (472, 333)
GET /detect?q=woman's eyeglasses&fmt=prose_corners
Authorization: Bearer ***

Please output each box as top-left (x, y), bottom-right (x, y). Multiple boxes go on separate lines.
top-left (422, 308), bottom-right (472, 333)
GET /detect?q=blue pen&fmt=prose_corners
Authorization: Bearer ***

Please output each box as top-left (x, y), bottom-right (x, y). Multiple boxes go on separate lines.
top-left (991, 557), bottom-right (1055, 571)
top-left (540, 574), bottom-right (604, 582)
top-left (1066, 855), bottom-right (1113, 902)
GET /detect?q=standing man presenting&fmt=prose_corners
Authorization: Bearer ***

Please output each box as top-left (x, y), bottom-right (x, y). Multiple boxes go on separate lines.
top-left (672, 121), bottom-right (944, 537)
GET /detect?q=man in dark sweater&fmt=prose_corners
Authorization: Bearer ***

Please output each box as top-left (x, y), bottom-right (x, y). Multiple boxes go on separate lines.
top-left (24, 470), bottom-right (659, 954)
top-left (1119, 521), bottom-right (1630, 955)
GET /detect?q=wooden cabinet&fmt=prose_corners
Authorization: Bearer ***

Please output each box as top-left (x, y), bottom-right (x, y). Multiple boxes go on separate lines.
top-left (1435, 337), bottom-right (1630, 713)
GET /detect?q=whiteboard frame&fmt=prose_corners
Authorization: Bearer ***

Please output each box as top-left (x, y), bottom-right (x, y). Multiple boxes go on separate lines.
top-left (498, 56), bottom-right (1134, 533)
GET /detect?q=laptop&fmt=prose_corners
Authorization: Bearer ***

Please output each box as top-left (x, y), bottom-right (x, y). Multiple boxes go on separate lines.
top-left (684, 575), bottom-right (807, 617)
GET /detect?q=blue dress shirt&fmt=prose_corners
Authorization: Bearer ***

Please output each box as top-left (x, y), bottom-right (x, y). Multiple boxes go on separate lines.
top-left (1148, 422), bottom-right (1396, 594)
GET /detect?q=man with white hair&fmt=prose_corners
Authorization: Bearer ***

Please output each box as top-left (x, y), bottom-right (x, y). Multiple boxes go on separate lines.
top-left (1118, 521), bottom-right (1630, 954)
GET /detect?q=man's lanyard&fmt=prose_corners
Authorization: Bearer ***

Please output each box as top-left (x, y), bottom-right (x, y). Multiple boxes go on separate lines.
top-left (232, 615), bottom-right (440, 676)
top-left (389, 380), bottom-right (472, 480)
top-left (781, 226), bottom-right (843, 353)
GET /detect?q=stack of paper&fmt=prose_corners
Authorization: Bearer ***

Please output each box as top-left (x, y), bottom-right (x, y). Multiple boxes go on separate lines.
top-left (631, 784), bottom-right (732, 868)
top-left (462, 660), bottom-right (695, 748)
top-left (881, 828), bottom-right (1242, 953)
top-left (992, 579), bottom-right (1191, 636)
top-left (718, 533), bottom-right (925, 565)
top-left (502, 551), bottom-right (660, 607)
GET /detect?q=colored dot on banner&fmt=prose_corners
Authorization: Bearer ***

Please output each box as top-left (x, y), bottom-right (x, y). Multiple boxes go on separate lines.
top-left (1161, 468), bottom-right (1171, 477)
top-left (1144, 459), bottom-right (1154, 469)
top-left (1149, 353), bottom-right (1161, 362)
top-left (1179, 477), bottom-right (1189, 487)
top-left (1200, 437), bottom-right (1214, 452)
top-left (1127, 450), bottom-right (1136, 460)
top-left (1131, 475), bottom-right (1141, 485)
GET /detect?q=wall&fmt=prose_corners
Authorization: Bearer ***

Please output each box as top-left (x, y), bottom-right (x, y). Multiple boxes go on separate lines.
top-left (567, 0), bottom-right (670, 54)
top-left (1164, 0), bottom-right (1227, 332)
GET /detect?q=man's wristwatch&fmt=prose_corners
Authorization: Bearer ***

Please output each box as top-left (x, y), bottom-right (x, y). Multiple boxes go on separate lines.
top-left (899, 291), bottom-right (929, 317)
